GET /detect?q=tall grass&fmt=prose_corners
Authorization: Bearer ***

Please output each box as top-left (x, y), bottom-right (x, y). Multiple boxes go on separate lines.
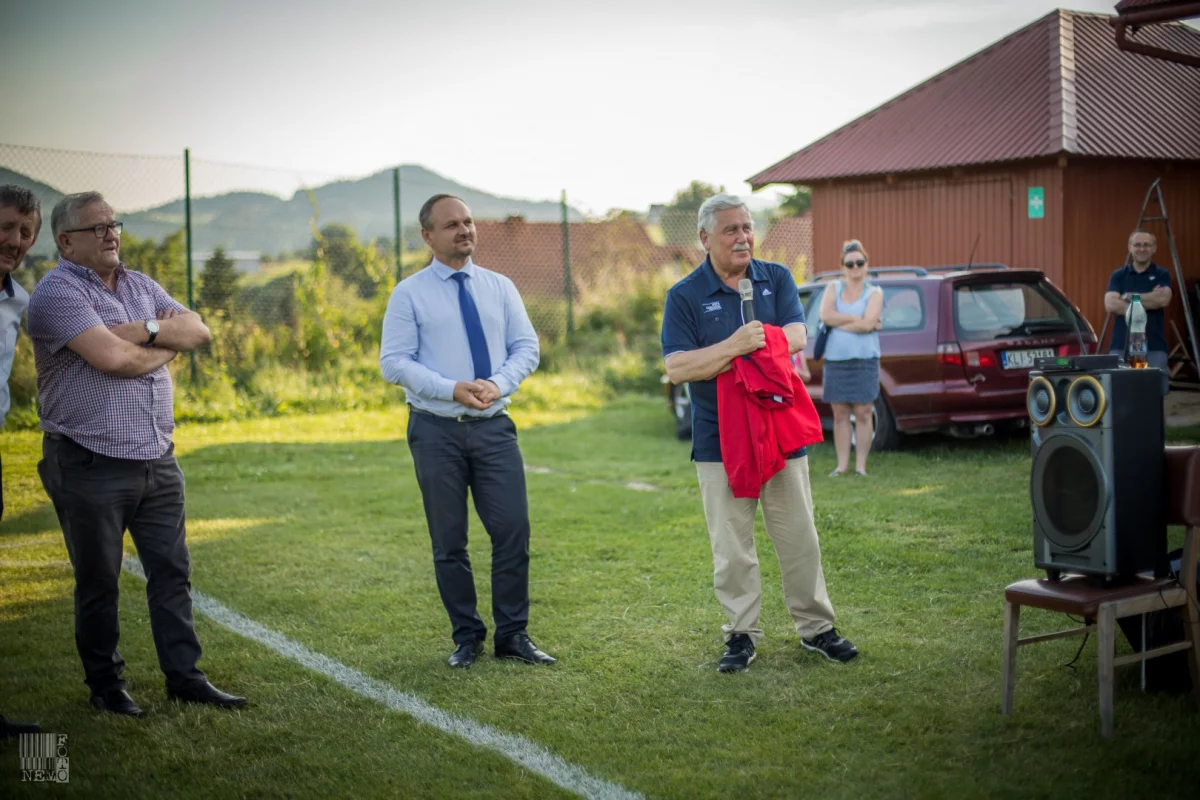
top-left (6, 245), bottom-right (678, 427)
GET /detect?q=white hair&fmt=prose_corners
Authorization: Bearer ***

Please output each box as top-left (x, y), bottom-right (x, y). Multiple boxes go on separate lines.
top-left (51, 191), bottom-right (108, 255)
top-left (697, 193), bottom-right (749, 236)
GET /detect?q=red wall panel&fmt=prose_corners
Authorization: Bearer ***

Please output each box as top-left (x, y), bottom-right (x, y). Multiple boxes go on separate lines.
top-left (1063, 159), bottom-right (1200, 349)
top-left (809, 159), bottom-right (1199, 358)
top-left (811, 164), bottom-right (1064, 280)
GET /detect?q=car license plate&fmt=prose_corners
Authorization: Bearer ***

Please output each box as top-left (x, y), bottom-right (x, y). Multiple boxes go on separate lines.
top-left (1002, 348), bottom-right (1054, 369)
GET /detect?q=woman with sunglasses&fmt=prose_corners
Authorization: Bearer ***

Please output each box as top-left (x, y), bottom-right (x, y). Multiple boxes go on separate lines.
top-left (819, 239), bottom-right (884, 476)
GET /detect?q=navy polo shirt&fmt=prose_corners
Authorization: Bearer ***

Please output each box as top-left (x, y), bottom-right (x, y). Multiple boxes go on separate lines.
top-left (661, 257), bottom-right (806, 463)
top-left (1106, 262), bottom-right (1172, 353)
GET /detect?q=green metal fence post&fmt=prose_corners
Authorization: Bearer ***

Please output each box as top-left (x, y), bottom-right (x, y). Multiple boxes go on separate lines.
top-left (561, 189), bottom-right (573, 346)
top-left (184, 148), bottom-right (196, 382)
top-left (393, 166), bottom-right (402, 283)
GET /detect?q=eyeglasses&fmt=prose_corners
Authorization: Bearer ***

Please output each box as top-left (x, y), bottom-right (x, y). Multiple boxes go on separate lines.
top-left (64, 222), bottom-right (123, 238)
top-left (843, 259), bottom-right (866, 268)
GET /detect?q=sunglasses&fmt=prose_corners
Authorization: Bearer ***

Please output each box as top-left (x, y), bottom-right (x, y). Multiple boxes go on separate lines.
top-left (843, 259), bottom-right (866, 268)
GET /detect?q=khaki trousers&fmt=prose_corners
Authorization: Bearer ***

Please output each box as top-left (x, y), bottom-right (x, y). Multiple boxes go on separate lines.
top-left (696, 457), bottom-right (836, 643)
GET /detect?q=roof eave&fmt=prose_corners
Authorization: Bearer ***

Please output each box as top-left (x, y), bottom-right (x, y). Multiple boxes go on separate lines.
top-left (751, 154), bottom-right (1074, 188)
top-left (746, 10), bottom-right (1066, 190)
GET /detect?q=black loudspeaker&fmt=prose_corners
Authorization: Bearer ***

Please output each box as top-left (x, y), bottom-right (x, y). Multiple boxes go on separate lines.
top-left (1027, 367), bottom-right (1166, 579)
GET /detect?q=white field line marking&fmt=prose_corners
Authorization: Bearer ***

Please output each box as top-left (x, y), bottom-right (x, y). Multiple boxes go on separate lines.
top-left (120, 555), bottom-right (642, 800)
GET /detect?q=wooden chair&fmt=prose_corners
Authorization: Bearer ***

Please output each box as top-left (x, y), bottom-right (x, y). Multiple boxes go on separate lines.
top-left (1002, 445), bottom-right (1200, 739)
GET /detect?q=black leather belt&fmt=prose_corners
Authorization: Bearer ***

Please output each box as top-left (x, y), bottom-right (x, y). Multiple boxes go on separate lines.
top-left (43, 432), bottom-right (69, 442)
top-left (409, 407), bottom-right (506, 423)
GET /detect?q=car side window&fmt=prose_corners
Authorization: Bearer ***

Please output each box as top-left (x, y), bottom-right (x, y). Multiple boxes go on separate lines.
top-left (799, 286), bottom-right (826, 337)
top-left (880, 286), bottom-right (925, 332)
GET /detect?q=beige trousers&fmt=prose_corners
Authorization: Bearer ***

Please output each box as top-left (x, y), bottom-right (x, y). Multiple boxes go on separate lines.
top-left (696, 457), bottom-right (836, 643)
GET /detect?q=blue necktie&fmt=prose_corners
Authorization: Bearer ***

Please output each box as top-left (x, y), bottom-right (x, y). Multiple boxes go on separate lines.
top-left (450, 272), bottom-right (492, 380)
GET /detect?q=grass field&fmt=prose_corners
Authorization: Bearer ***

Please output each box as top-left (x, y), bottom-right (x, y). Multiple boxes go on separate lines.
top-left (2, 390), bottom-right (1198, 799)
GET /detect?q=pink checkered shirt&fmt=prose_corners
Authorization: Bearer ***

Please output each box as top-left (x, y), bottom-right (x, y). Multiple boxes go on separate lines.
top-left (27, 258), bottom-right (188, 459)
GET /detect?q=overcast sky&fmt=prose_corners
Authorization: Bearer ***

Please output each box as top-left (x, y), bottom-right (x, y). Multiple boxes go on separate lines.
top-left (4, 0), bottom-right (1157, 213)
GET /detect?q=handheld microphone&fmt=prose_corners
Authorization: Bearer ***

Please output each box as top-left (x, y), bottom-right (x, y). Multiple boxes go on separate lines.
top-left (738, 279), bottom-right (755, 324)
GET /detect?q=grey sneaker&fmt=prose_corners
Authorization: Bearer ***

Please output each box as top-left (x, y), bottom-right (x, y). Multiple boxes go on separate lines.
top-left (717, 634), bottom-right (756, 673)
top-left (801, 628), bottom-right (859, 663)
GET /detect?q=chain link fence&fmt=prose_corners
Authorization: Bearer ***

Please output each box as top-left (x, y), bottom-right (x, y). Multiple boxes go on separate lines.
top-left (1, 142), bottom-right (813, 419)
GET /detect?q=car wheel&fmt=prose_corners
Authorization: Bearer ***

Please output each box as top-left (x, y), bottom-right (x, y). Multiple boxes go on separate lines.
top-left (672, 383), bottom-right (692, 440)
top-left (871, 395), bottom-right (900, 451)
top-left (849, 395), bottom-right (900, 451)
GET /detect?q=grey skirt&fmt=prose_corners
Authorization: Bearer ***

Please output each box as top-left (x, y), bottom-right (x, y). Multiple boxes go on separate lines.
top-left (823, 357), bottom-right (880, 404)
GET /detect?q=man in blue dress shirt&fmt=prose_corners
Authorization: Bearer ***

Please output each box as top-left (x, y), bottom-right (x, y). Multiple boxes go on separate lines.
top-left (0, 186), bottom-right (39, 520)
top-left (0, 185), bottom-right (43, 738)
top-left (380, 194), bottom-right (555, 669)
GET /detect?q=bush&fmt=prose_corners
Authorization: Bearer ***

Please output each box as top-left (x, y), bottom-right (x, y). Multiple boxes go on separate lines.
top-left (3, 233), bottom-right (684, 429)
top-left (560, 263), bottom-right (681, 394)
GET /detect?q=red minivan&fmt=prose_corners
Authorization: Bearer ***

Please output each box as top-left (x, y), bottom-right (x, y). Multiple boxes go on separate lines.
top-left (667, 265), bottom-right (1098, 448)
top-left (798, 265), bottom-right (1097, 449)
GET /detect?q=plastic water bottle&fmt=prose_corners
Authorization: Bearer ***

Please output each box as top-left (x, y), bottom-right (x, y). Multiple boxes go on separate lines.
top-left (1126, 293), bottom-right (1148, 369)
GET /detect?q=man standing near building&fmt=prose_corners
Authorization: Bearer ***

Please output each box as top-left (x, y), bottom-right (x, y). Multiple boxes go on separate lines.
top-left (661, 193), bottom-right (858, 672)
top-left (27, 191), bottom-right (245, 717)
top-left (380, 194), bottom-right (553, 669)
top-left (0, 184), bottom-right (43, 738)
top-left (1104, 230), bottom-right (1173, 392)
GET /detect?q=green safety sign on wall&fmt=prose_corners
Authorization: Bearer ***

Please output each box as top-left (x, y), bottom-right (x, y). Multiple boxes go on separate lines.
top-left (1027, 187), bottom-right (1045, 219)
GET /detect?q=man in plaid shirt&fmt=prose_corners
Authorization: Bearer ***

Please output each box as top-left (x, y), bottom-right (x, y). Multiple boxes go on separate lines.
top-left (27, 191), bottom-right (246, 718)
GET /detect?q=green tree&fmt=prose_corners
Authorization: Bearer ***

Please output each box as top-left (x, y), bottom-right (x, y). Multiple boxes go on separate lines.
top-left (307, 223), bottom-right (384, 298)
top-left (603, 208), bottom-right (645, 222)
top-left (774, 187), bottom-right (812, 218)
top-left (199, 247), bottom-right (237, 314)
top-left (667, 180), bottom-right (723, 213)
top-left (121, 230), bottom-right (188, 301)
top-left (661, 181), bottom-right (724, 245)
top-left (308, 223), bottom-right (357, 275)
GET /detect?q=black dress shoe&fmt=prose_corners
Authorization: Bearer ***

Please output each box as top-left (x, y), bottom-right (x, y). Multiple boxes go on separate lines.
top-left (448, 640), bottom-right (483, 669)
top-left (90, 689), bottom-right (146, 718)
top-left (494, 633), bottom-right (556, 665)
top-left (167, 681), bottom-right (247, 709)
top-left (0, 715), bottom-right (42, 738)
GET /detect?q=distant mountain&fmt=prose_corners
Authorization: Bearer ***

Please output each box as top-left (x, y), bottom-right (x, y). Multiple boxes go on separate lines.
top-left (0, 168), bottom-right (64, 205)
top-left (2, 164), bottom-right (583, 257)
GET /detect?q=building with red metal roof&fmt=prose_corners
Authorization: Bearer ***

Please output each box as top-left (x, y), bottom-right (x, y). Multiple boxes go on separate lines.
top-left (748, 9), bottom-right (1199, 351)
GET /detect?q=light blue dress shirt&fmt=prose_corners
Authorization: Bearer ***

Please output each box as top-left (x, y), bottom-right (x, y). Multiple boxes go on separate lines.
top-left (0, 274), bottom-right (30, 427)
top-left (380, 258), bottom-right (540, 418)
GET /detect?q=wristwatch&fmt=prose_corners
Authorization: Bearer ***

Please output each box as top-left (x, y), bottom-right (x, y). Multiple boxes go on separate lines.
top-left (144, 319), bottom-right (160, 345)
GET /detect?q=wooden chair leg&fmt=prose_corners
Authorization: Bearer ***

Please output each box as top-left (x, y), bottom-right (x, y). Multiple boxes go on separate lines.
top-left (1186, 596), bottom-right (1200, 711)
top-left (1097, 604), bottom-right (1117, 739)
top-left (1002, 601), bottom-right (1020, 715)
top-left (1183, 528), bottom-right (1200, 711)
